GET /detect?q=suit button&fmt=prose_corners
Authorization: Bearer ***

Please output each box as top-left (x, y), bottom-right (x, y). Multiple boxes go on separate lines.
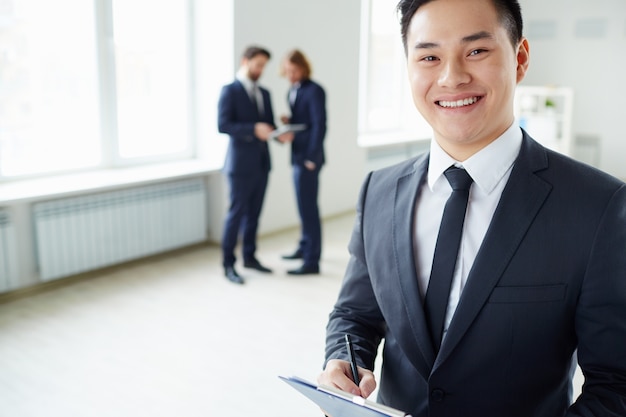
top-left (430, 389), bottom-right (445, 402)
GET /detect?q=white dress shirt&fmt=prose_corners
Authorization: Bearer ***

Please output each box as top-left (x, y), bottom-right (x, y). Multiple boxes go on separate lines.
top-left (289, 82), bottom-right (301, 106)
top-left (413, 123), bottom-right (522, 341)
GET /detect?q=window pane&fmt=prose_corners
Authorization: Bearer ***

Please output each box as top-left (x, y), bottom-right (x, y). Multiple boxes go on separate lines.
top-left (359, 0), bottom-right (431, 146)
top-left (365, 0), bottom-right (404, 131)
top-left (112, 0), bottom-right (191, 160)
top-left (0, 0), bottom-right (101, 177)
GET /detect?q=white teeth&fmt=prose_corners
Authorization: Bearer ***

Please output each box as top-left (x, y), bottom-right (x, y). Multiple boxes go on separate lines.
top-left (438, 97), bottom-right (479, 108)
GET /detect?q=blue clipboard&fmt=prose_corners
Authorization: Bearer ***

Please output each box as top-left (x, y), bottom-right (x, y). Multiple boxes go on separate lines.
top-left (279, 375), bottom-right (411, 417)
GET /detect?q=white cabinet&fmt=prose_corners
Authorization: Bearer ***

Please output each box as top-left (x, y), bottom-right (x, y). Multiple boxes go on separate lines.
top-left (514, 86), bottom-right (574, 155)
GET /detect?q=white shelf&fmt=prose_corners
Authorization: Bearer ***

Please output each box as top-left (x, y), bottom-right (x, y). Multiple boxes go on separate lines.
top-left (515, 86), bottom-right (574, 155)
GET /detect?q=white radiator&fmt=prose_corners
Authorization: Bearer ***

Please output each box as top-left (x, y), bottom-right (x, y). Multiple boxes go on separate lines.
top-left (0, 208), bottom-right (19, 292)
top-left (33, 178), bottom-right (207, 281)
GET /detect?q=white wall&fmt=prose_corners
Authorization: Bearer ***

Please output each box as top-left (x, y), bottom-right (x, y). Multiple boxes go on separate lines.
top-left (519, 0), bottom-right (626, 179)
top-left (229, 0), bottom-right (366, 237)
top-left (210, 0), bottom-right (626, 242)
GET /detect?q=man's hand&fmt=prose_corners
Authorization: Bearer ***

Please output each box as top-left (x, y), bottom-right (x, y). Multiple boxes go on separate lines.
top-left (317, 359), bottom-right (377, 399)
top-left (254, 122), bottom-right (274, 141)
top-left (276, 132), bottom-right (294, 144)
top-left (304, 160), bottom-right (316, 171)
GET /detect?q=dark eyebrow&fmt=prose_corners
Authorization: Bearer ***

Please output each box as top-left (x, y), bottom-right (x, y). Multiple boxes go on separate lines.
top-left (414, 41), bottom-right (438, 50)
top-left (462, 31), bottom-right (494, 43)
top-left (413, 31), bottom-right (495, 50)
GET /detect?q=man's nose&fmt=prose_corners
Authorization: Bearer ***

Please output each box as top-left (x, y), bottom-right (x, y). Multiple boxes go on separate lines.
top-left (438, 59), bottom-right (471, 88)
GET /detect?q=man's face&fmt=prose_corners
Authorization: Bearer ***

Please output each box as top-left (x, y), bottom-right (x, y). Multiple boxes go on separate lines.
top-left (245, 55), bottom-right (269, 82)
top-left (283, 61), bottom-right (304, 84)
top-left (406, 0), bottom-right (529, 160)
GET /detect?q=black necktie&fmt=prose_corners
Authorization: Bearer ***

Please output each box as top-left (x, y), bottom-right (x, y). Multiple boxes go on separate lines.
top-left (424, 166), bottom-right (474, 352)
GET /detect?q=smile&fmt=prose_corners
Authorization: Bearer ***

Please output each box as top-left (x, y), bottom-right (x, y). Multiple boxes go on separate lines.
top-left (437, 97), bottom-right (481, 108)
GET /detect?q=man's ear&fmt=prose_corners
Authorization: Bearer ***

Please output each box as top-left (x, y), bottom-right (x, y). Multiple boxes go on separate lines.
top-left (516, 37), bottom-right (530, 83)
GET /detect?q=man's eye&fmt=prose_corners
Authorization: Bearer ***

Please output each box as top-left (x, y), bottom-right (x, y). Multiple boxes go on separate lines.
top-left (469, 49), bottom-right (486, 56)
top-left (422, 56), bottom-right (437, 62)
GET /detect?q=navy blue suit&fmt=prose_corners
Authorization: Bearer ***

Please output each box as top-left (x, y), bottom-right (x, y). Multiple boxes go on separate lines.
top-left (218, 79), bottom-right (275, 267)
top-left (288, 79), bottom-right (326, 268)
top-left (325, 131), bottom-right (626, 416)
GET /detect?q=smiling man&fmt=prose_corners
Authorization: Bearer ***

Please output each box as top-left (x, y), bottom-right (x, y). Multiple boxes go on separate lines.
top-left (318, 0), bottom-right (626, 416)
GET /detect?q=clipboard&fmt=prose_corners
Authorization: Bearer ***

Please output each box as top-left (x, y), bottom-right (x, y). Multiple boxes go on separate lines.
top-left (269, 124), bottom-right (307, 141)
top-left (279, 375), bottom-right (411, 417)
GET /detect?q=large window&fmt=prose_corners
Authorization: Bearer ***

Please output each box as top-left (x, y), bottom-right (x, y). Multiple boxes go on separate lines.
top-left (0, 0), bottom-right (101, 177)
top-left (111, 0), bottom-right (191, 162)
top-left (359, 0), bottom-right (430, 146)
top-left (0, 0), bottom-right (194, 179)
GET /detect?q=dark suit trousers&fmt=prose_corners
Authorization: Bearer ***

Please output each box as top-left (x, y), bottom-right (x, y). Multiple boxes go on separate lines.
top-left (222, 172), bottom-right (268, 267)
top-left (293, 164), bottom-right (321, 267)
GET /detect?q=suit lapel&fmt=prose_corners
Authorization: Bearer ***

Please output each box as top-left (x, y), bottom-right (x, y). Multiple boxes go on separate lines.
top-left (436, 135), bottom-right (552, 367)
top-left (391, 154), bottom-right (438, 376)
top-left (236, 80), bottom-right (261, 118)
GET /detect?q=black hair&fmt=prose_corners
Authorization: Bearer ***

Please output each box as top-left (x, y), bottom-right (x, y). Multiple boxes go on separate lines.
top-left (396, 0), bottom-right (523, 53)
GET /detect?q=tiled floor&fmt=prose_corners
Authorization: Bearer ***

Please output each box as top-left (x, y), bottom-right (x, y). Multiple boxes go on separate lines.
top-left (0, 211), bottom-right (583, 417)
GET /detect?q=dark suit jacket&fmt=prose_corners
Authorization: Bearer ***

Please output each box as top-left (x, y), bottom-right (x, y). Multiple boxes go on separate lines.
top-left (289, 79), bottom-right (326, 167)
top-left (325, 131), bottom-right (626, 417)
top-left (218, 79), bottom-right (275, 175)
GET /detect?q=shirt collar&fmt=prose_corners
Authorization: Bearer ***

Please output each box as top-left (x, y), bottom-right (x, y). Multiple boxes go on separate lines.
top-left (427, 123), bottom-right (523, 194)
top-left (236, 68), bottom-right (255, 93)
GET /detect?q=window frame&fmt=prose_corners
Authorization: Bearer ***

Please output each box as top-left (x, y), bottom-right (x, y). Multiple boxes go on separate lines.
top-left (358, 0), bottom-right (431, 148)
top-left (0, 0), bottom-right (200, 181)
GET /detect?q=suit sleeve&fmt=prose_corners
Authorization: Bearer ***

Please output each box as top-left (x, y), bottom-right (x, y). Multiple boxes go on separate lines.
top-left (304, 85), bottom-right (326, 164)
top-left (568, 183), bottom-right (626, 416)
top-left (324, 172), bottom-right (386, 370)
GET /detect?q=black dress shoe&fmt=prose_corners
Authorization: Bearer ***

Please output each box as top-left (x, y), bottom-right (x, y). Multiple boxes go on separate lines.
top-left (243, 259), bottom-right (273, 273)
top-left (282, 249), bottom-right (303, 260)
top-left (287, 264), bottom-right (319, 275)
top-left (224, 266), bottom-right (244, 284)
